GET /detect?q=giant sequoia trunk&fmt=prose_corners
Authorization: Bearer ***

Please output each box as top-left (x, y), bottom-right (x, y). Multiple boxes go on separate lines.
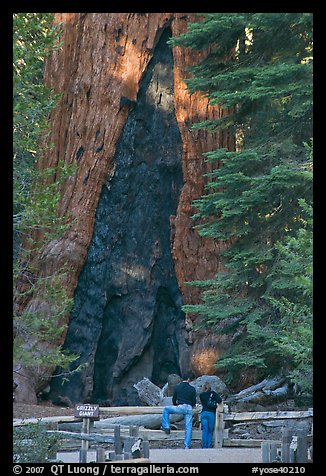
top-left (13, 13), bottom-right (234, 404)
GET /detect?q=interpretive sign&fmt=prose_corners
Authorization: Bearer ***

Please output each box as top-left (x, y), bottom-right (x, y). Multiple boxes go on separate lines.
top-left (74, 404), bottom-right (100, 419)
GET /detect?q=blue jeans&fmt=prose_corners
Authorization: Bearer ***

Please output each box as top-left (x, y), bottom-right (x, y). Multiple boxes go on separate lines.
top-left (161, 404), bottom-right (193, 449)
top-left (201, 410), bottom-right (215, 448)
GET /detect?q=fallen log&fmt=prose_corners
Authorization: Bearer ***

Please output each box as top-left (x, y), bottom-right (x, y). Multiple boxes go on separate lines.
top-left (226, 376), bottom-right (289, 405)
top-left (95, 415), bottom-right (183, 430)
top-left (133, 378), bottom-right (161, 406)
top-left (59, 414), bottom-right (183, 431)
top-left (99, 406), bottom-right (199, 415)
top-left (263, 383), bottom-right (289, 399)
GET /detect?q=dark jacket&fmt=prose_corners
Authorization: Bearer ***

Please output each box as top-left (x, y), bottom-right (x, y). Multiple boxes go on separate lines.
top-left (173, 381), bottom-right (197, 407)
top-left (200, 390), bottom-right (222, 413)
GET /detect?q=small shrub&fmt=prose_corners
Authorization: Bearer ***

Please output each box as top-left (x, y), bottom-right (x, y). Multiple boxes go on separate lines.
top-left (13, 423), bottom-right (62, 463)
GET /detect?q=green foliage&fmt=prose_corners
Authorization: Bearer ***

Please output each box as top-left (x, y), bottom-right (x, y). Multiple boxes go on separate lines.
top-left (13, 14), bottom-right (79, 375)
top-left (170, 13), bottom-right (313, 392)
top-left (13, 424), bottom-right (63, 463)
top-left (13, 13), bottom-right (64, 258)
top-left (13, 268), bottom-right (78, 370)
top-left (264, 198), bottom-right (313, 395)
top-left (13, 13), bottom-right (61, 174)
top-left (14, 160), bottom-right (76, 253)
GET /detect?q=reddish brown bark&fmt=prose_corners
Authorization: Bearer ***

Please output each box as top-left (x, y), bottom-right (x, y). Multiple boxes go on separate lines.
top-left (40, 13), bottom-right (173, 292)
top-left (171, 14), bottom-right (234, 305)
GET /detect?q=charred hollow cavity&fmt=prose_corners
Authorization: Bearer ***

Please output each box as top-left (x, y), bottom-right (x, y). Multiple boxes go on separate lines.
top-left (49, 28), bottom-right (188, 405)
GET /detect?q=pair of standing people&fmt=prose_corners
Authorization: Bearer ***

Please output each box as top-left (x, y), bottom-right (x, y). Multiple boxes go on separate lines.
top-left (161, 374), bottom-right (222, 449)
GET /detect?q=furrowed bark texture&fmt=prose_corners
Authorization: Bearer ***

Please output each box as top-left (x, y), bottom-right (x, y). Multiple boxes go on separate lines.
top-left (13, 13), bottom-right (234, 404)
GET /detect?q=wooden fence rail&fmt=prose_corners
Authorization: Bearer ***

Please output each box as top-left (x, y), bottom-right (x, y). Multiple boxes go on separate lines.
top-left (13, 407), bottom-right (313, 426)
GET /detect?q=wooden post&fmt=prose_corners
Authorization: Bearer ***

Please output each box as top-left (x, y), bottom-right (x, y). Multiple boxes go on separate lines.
top-left (108, 451), bottom-right (116, 461)
top-left (214, 403), bottom-right (225, 448)
top-left (114, 425), bottom-right (122, 455)
top-left (282, 428), bottom-right (294, 463)
top-left (79, 448), bottom-right (87, 463)
top-left (261, 442), bottom-right (271, 463)
top-left (296, 430), bottom-right (308, 463)
top-left (123, 436), bottom-right (135, 456)
top-left (270, 442), bottom-right (278, 462)
top-left (142, 437), bottom-right (150, 459)
top-left (79, 417), bottom-right (90, 462)
top-left (96, 447), bottom-right (105, 463)
top-left (81, 417), bottom-right (90, 450)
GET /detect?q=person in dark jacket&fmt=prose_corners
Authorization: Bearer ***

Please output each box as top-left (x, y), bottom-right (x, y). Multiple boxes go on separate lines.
top-left (199, 382), bottom-right (222, 448)
top-left (161, 373), bottom-right (197, 449)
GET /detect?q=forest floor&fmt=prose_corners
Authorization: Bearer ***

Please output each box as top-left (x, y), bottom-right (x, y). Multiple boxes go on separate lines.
top-left (13, 401), bottom-right (77, 419)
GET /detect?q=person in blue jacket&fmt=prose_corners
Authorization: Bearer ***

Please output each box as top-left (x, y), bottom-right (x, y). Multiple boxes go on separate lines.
top-left (199, 382), bottom-right (222, 448)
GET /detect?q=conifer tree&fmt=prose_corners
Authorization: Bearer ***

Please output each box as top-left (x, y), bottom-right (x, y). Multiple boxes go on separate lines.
top-left (13, 14), bottom-right (78, 373)
top-left (170, 13), bottom-right (313, 393)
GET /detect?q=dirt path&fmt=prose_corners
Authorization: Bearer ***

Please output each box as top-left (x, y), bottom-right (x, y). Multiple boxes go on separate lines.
top-left (57, 447), bottom-right (262, 464)
top-left (148, 448), bottom-right (262, 463)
